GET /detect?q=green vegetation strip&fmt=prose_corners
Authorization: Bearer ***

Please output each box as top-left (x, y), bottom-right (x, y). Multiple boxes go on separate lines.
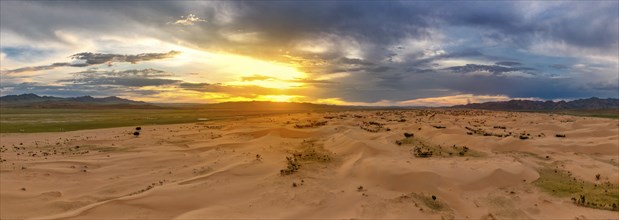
top-left (534, 168), bottom-right (619, 211)
top-left (0, 108), bottom-right (300, 133)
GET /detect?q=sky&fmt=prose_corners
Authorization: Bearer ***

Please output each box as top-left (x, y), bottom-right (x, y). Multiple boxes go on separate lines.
top-left (0, 1), bottom-right (617, 106)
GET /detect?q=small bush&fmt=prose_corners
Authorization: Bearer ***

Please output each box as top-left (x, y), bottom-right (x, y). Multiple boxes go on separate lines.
top-left (280, 156), bottom-right (301, 175)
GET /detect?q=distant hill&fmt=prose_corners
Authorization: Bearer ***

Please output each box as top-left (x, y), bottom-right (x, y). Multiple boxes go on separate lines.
top-left (0, 93), bottom-right (159, 109)
top-left (0, 94), bottom-right (355, 111)
top-left (452, 97), bottom-right (619, 110)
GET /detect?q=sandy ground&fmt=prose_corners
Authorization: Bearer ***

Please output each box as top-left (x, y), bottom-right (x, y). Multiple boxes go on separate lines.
top-left (1, 109), bottom-right (618, 219)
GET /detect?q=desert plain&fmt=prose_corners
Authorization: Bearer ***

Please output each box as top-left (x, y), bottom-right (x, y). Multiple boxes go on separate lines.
top-left (1, 109), bottom-right (618, 219)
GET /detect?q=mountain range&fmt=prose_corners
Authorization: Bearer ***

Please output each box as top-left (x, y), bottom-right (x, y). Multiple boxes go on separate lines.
top-left (452, 97), bottom-right (619, 110)
top-left (0, 93), bottom-right (158, 109)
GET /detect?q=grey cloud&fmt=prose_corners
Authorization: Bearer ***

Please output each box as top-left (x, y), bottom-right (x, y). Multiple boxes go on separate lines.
top-left (551, 64), bottom-right (569, 70)
top-left (58, 69), bottom-right (179, 87)
top-left (589, 82), bottom-right (619, 91)
top-left (495, 61), bottom-right (521, 66)
top-left (60, 77), bottom-right (179, 87)
top-left (338, 57), bottom-right (375, 66)
top-left (445, 64), bottom-right (536, 76)
top-left (71, 68), bottom-right (174, 78)
top-left (291, 78), bottom-right (334, 85)
top-left (0, 82), bottom-right (164, 97)
top-left (69, 51), bottom-right (180, 65)
top-left (369, 66), bottom-right (392, 73)
top-left (3, 51), bottom-right (180, 74)
top-left (4, 62), bottom-right (73, 74)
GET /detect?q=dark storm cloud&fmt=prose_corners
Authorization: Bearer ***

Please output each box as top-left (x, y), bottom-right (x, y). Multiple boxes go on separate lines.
top-left (439, 75), bottom-right (616, 100)
top-left (437, 1), bottom-right (619, 52)
top-left (3, 51), bottom-right (181, 74)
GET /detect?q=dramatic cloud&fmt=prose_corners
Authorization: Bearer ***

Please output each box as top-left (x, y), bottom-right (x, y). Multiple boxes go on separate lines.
top-left (0, 1), bottom-right (617, 104)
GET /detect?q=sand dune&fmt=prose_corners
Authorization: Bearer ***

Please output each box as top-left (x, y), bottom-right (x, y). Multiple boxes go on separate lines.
top-left (1, 110), bottom-right (617, 219)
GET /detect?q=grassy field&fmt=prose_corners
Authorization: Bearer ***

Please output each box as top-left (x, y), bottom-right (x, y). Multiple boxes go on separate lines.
top-left (541, 109), bottom-right (619, 119)
top-left (0, 108), bottom-right (309, 133)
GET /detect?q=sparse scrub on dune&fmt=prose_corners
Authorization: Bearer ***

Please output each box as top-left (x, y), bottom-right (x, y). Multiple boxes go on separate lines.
top-left (280, 156), bottom-right (301, 175)
top-left (126, 181), bottom-right (166, 196)
top-left (324, 115), bottom-right (347, 120)
top-left (359, 121), bottom-right (389, 132)
top-left (414, 146), bottom-right (434, 157)
top-left (432, 125), bottom-right (446, 129)
top-left (465, 126), bottom-right (510, 138)
top-left (555, 134), bottom-right (566, 138)
top-left (280, 140), bottom-right (332, 175)
top-left (396, 134), bottom-right (483, 158)
top-left (398, 192), bottom-right (451, 213)
top-left (534, 167), bottom-right (619, 211)
top-left (294, 120), bottom-right (328, 129)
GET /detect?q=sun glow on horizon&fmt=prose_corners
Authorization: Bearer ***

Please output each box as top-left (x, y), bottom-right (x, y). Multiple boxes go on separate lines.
top-left (151, 45), bottom-right (312, 102)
